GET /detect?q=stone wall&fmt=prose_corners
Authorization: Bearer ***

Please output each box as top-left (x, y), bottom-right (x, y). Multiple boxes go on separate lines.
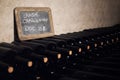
top-left (0, 0), bottom-right (120, 42)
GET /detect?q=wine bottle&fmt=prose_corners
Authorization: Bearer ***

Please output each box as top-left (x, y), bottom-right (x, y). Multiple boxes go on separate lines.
top-left (13, 41), bottom-right (45, 53)
top-left (30, 40), bottom-right (57, 50)
top-left (41, 38), bottom-right (67, 48)
top-left (55, 47), bottom-right (73, 56)
top-left (42, 50), bottom-right (62, 60)
top-left (0, 42), bottom-right (48, 64)
top-left (0, 61), bottom-right (14, 74)
top-left (0, 47), bottom-right (33, 68)
top-left (38, 38), bottom-right (82, 56)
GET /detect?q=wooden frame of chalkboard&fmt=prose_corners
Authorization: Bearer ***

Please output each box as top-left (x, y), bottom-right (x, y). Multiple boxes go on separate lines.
top-left (15, 7), bottom-right (54, 40)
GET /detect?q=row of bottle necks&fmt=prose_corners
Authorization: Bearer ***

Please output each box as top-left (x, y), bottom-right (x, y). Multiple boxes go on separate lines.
top-left (0, 24), bottom-right (120, 79)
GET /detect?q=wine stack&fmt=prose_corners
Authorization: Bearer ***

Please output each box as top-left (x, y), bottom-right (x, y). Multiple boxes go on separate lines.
top-left (0, 24), bottom-right (120, 80)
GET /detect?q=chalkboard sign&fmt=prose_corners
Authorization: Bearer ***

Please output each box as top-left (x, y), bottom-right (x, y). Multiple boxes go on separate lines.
top-left (15, 7), bottom-right (54, 40)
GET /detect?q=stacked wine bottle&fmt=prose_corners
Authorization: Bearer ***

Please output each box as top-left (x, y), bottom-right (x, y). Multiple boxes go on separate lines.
top-left (0, 24), bottom-right (120, 80)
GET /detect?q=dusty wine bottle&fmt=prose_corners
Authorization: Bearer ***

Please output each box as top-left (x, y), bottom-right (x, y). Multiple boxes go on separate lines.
top-left (0, 42), bottom-right (48, 64)
top-left (0, 61), bottom-right (14, 74)
top-left (0, 47), bottom-right (33, 68)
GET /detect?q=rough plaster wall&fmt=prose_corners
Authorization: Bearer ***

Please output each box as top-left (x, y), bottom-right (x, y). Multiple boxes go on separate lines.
top-left (0, 0), bottom-right (120, 42)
